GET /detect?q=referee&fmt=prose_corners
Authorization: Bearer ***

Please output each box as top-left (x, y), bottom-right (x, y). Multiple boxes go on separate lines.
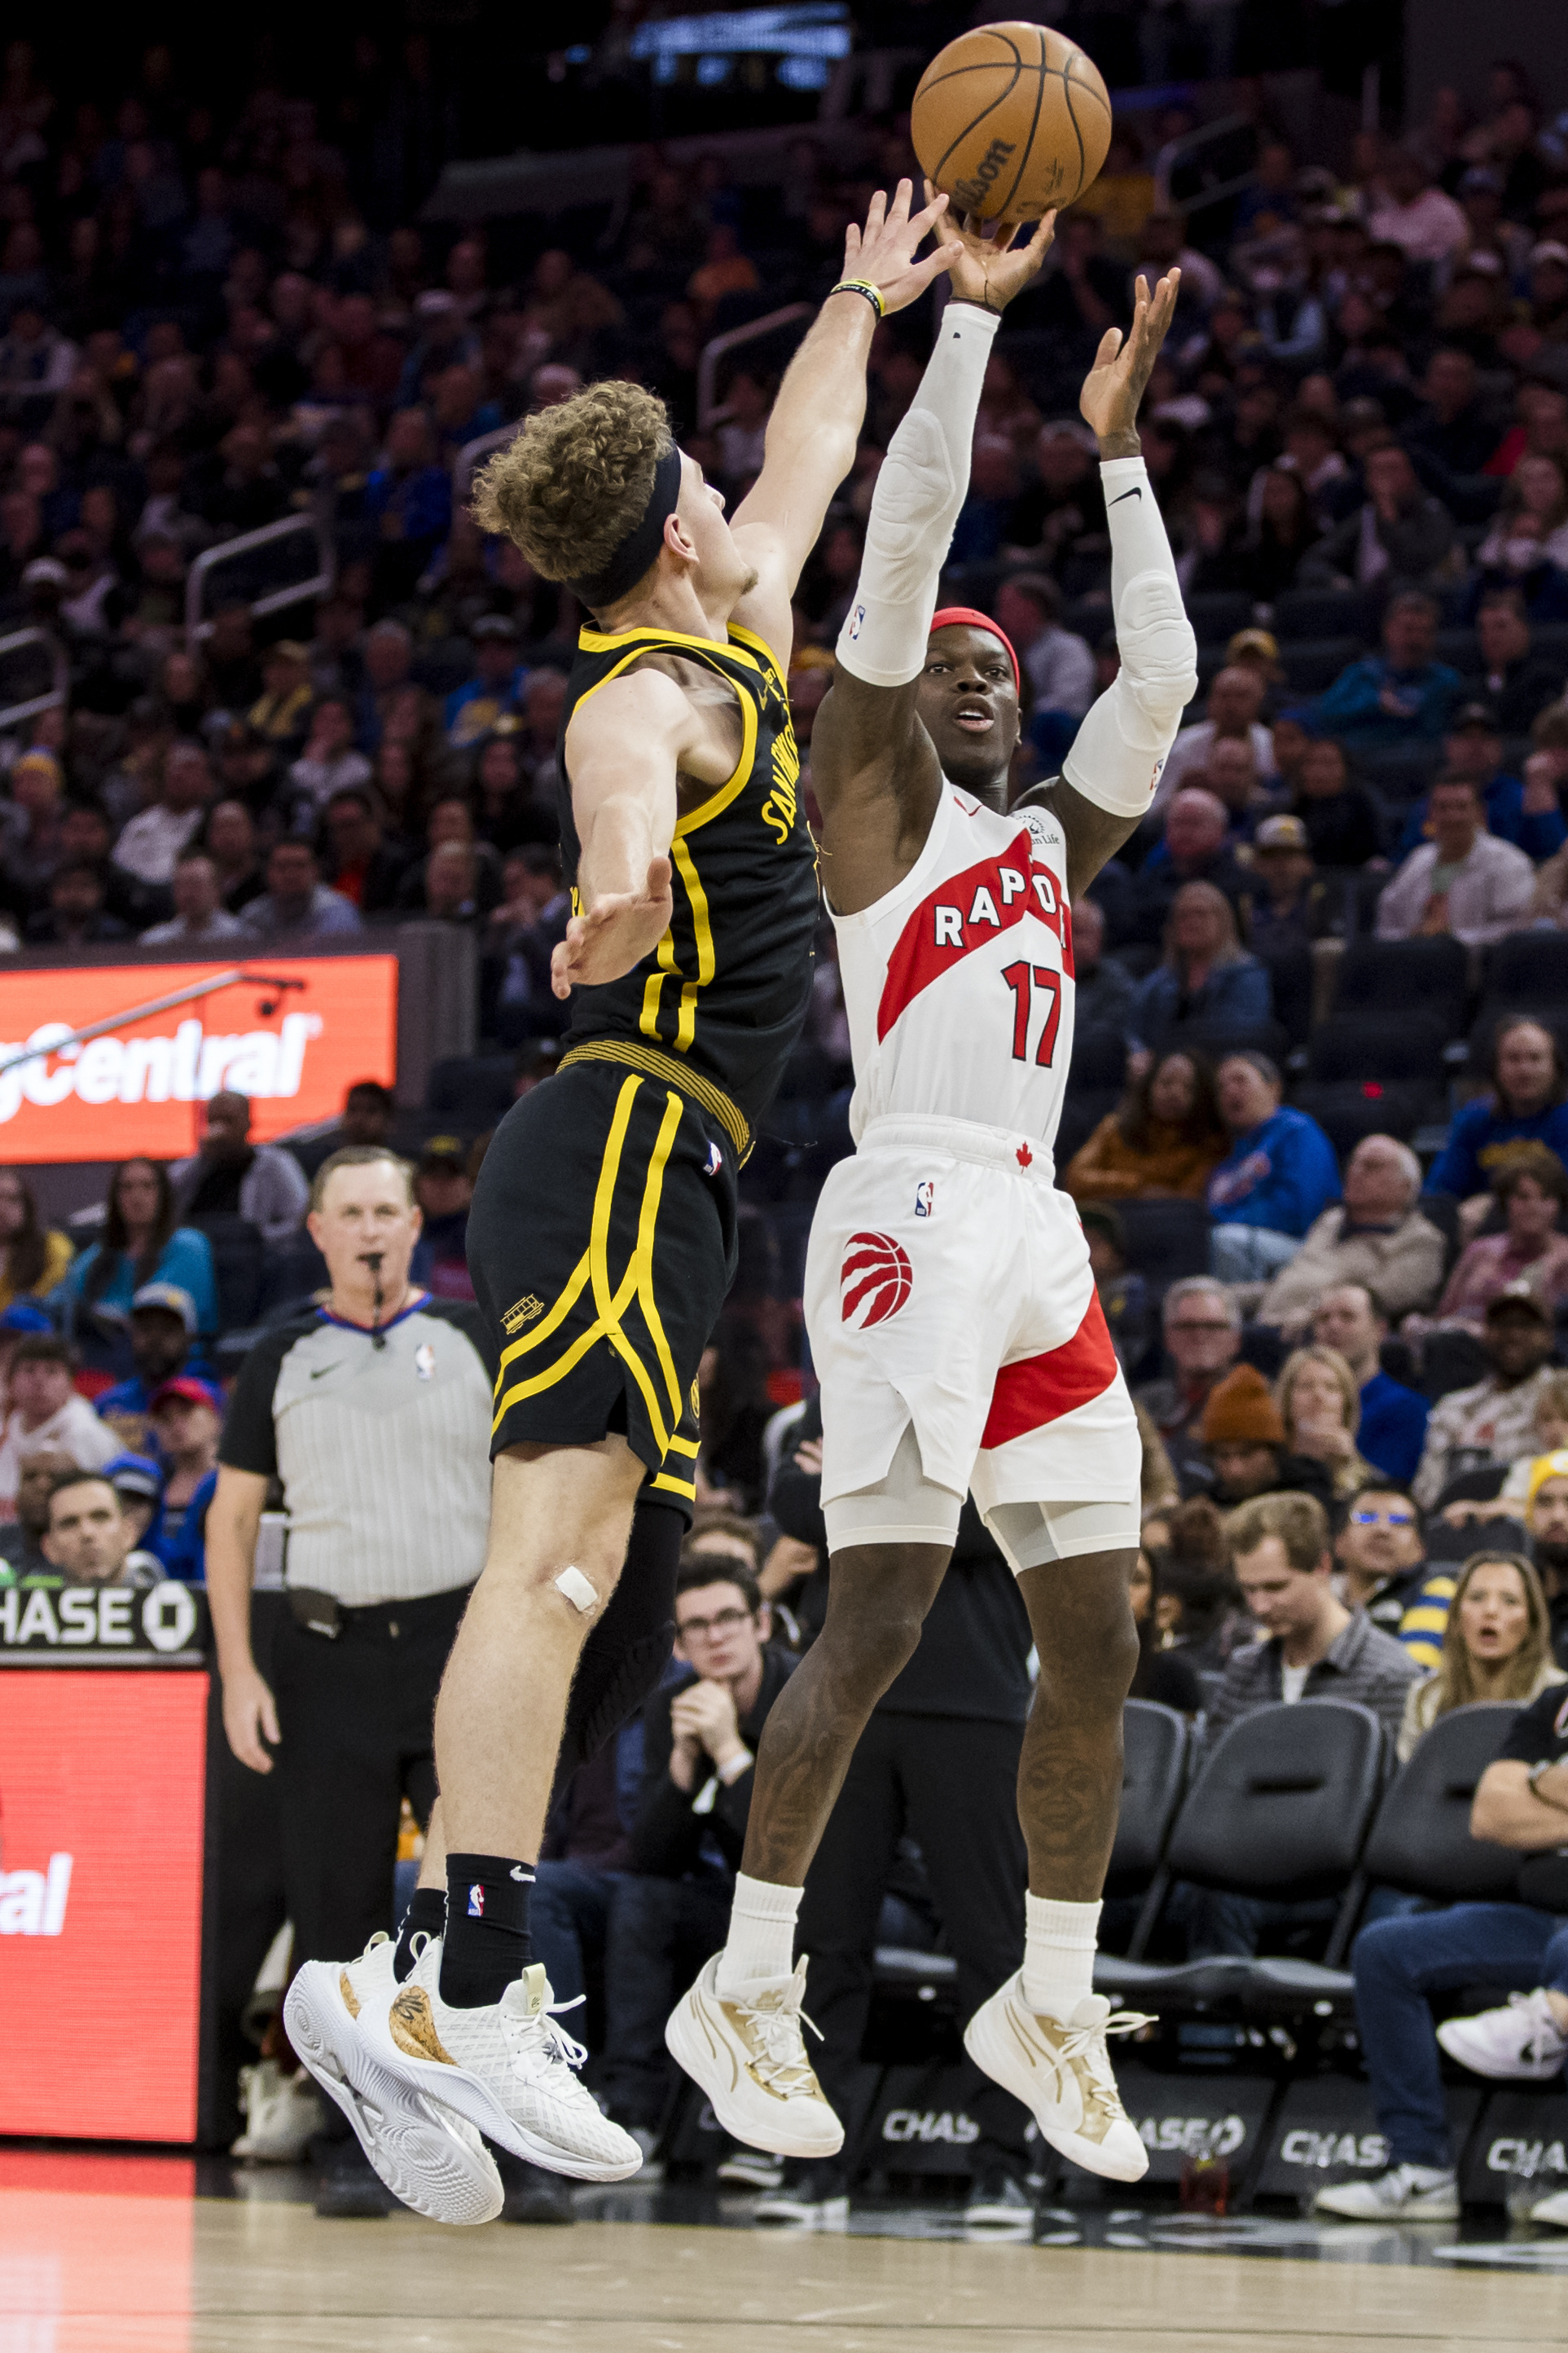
top-left (207, 1145), bottom-right (494, 2209)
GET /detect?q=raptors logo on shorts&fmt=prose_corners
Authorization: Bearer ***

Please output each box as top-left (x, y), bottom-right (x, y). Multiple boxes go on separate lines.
top-left (841, 1231), bottom-right (911, 1329)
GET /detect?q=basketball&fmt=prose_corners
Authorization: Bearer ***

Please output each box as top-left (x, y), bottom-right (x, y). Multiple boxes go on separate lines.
top-left (911, 22), bottom-right (1113, 222)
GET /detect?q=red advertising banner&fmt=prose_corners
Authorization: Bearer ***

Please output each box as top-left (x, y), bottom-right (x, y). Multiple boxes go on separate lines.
top-left (0, 956), bottom-right (397, 1163)
top-left (0, 1671), bottom-right (208, 2140)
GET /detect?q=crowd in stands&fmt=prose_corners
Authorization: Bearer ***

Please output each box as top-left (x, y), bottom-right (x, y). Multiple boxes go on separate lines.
top-left (10, 31), bottom-right (1568, 2206)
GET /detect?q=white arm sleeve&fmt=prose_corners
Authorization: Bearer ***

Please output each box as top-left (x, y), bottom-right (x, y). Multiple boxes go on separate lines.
top-left (1061, 455), bottom-right (1199, 818)
top-left (835, 303), bottom-right (1001, 689)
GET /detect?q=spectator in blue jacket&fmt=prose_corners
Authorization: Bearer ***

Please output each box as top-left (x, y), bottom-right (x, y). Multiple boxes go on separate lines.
top-left (1206, 1052), bottom-right (1340, 1283)
top-left (1132, 880), bottom-right (1273, 1054)
top-left (1425, 1018), bottom-right (1568, 1212)
top-left (1314, 592), bottom-right (1463, 754)
top-left (1392, 702), bottom-right (1568, 862)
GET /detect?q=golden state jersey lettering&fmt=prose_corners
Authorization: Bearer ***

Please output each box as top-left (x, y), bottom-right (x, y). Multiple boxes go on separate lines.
top-left (556, 624), bottom-right (820, 1133)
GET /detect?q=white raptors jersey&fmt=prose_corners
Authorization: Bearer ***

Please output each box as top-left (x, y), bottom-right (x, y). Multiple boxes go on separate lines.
top-left (830, 785), bottom-right (1074, 1149)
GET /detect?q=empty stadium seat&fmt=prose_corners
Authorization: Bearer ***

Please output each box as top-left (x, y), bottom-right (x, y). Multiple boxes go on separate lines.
top-left (1184, 591), bottom-right (1254, 644)
top-left (1482, 931), bottom-right (1568, 1005)
top-left (1272, 588), bottom-right (1373, 642)
top-left (1069, 1025), bottom-right (1129, 1090)
top-left (1105, 1702), bottom-right (1192, 1933)
top-left (1169, 1018), bottom-right (1291, 1067)
top-left (424, 1053), bottom-right (516, 1128)
top-left (1361, 1703), bottom-right (1522, 1903)
top-left (1307, 1015), bottom-right (1449, 1087)
top-left (1333, 937), bottom-right (1469, 1036)
top-left (1113, 1198), bottom-right (1212, 1289)
top-left (1289, 1078), bottom-right (1429, 1155)
top-left (1096, 1700), bottom-right (1388, 2006)
top-left (1277, 636), bottom-right (1364, 694)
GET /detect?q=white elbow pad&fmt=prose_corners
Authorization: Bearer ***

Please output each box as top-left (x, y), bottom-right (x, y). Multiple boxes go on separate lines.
top-left (1115, 569), bottom-right (1199, 741)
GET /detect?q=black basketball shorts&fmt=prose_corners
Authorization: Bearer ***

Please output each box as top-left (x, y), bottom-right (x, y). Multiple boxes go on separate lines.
top-left (467, 1053), bottom-right (741, 1511)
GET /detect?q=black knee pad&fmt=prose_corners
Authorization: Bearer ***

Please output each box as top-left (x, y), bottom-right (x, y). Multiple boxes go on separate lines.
top-left (559, 1490), bottom-right (683, 1772)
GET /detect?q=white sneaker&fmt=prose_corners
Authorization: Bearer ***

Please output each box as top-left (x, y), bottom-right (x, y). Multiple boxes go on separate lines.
top-left (1528, 2186), bottom-right (1568, 2228)
top-left (753, 2161), bottom-right (850, 2226)
top-left (1314, 2165), bottom-right (1459, 2221)
top-left (1436, 1989), bottom-right (1568, 2081)
top-left (365, 1937), bottom-right (641, 2183)
top-left (285, 1934), bottom-right (503, 2226)
top-left (964, 1979), bottom-right (1151, 2184)
top-left (230, 2057), bottom-right (326, 2162)
top-left (665, 1956), bottom-right (844, 2159)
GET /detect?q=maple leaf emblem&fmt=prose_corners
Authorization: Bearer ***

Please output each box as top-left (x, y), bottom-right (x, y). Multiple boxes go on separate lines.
top-left (1016, 1142), bottom-right (1034, 1168)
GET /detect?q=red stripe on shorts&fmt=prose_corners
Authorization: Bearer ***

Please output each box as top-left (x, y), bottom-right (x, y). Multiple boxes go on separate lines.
top-left (981, 1291), bottom-right (1118, 1449)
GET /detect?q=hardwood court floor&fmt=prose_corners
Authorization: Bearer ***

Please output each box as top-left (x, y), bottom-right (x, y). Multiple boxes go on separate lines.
top-left (5, 2162), bottom-right (1568, 2353)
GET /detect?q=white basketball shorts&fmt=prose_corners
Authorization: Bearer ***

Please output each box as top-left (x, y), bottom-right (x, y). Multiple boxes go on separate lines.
top-left (803, 1114), bottom-right (1141, 1572)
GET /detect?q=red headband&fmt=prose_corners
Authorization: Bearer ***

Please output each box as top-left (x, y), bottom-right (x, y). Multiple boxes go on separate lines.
top-left (929, 607), bottom-right (1021, 693)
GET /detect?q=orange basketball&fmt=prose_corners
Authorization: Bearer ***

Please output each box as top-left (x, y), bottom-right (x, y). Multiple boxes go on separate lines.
top-left (911, 22), bottom-right (1113, 223)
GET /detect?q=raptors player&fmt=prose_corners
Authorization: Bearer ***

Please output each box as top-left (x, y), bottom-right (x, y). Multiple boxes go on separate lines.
top-left (668, 219), bottom-right (1195, 2184)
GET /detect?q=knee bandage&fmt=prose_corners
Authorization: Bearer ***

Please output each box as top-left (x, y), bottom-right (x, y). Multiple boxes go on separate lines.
top-left (836, 304), bottom-right (1000, 689)
top-left (558, 1492), bottom-right (683, 1773)
top-left (1061, 455), bottom-right (1197, 819)
top-left (822, 1422), bottom-right (964, 1553)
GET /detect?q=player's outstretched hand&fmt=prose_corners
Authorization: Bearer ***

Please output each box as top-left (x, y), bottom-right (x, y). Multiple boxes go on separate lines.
top-left (840, 178), bottom-right (955, 317)
top-left (929, 185), bottom-right (1056, 315)
top-left (551, 855), bottom-right (674, 996)
top-left (1078, 268), bottom-right (1181, 455)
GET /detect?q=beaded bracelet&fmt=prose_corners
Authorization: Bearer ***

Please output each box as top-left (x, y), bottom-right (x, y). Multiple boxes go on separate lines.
top-left (828, 277), bottom-right (886, 319)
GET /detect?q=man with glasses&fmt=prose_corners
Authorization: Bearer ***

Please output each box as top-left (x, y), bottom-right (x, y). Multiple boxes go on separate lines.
top-left (596, 1553), bottom-right (796, 2148)
top-left (1133, 1277), bottom-right (1241, 1487)
top-left (1333, 1480), bottom-right (1430, 1638)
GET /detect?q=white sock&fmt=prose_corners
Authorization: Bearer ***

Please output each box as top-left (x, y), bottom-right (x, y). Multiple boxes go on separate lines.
top-left (1022, 1893), bottom-right (1101, 2021)
top-left (715, 1874), bottom-right (802, 1996)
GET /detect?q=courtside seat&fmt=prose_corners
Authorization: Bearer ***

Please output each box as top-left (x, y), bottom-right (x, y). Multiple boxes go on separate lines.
top-left (1095, 1700), bottom-right (1387, 2008)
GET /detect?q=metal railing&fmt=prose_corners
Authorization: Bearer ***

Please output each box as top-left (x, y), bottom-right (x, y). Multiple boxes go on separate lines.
top-left (0, 627), bottom-right (66, 731)
top-left (1153, 112), bottom-right (1258, 221)
top-left (184, 512), bottom-right (334, 646)
top-left (697, 303), bottom-right (812, 432)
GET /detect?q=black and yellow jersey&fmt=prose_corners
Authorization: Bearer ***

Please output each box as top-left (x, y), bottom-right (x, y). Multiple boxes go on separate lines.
top-left (556, 622), bottom-right (819, 1153)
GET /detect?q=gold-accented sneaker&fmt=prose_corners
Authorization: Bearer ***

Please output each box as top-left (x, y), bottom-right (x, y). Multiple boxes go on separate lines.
top-left (284, 1933), bottom-right (503, 2226)
top-left (664, 1956), bottom-right (844, 2159)
top-left (361, 1937), bottom-right (641, 2184)
top-left (964, 1977), bottom-right (1152, 2183)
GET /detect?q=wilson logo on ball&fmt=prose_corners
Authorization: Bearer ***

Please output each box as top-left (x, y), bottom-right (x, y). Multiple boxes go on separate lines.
top-left (841, 1232), bottom-right (913, 1329)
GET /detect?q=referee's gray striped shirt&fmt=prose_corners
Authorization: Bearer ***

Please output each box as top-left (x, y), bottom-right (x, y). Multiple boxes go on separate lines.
top-left (220, 1296), bottom-right (494, 1607)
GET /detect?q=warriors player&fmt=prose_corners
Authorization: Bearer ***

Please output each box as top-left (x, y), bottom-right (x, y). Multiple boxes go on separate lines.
top-left (284, 185), bottom-right (959, 2223)
top-left (668, 231), bottom-right (1195, 2183)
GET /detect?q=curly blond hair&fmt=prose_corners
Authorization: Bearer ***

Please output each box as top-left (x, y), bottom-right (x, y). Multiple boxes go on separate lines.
top-left (469, 381), bottom-right (674, 583)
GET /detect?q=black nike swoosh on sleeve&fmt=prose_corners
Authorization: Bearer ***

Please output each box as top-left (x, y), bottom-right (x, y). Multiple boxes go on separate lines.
top-left (1109, 487), bottom-right (1144, 504)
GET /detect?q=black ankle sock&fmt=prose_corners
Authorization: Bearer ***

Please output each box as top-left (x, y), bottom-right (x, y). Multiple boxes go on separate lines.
top-left (440, 1854), bottom-right (534, 2008)
top-left (393, 1887), bottom-right (447, 1983)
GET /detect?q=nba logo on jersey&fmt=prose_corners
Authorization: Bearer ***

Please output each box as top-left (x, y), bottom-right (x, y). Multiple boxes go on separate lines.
top-left (415, 1342), bottom-right (435, 1381)
top-left (841, 1231), bottom-right (912, 1329)
top-left (849, 602), bottom-right (866, 642)
top-left (468, 1884), bottom-right (485, 1918)
top-left (705, 1141), bottom-right (723, 1177)
top-left (914, 1180), bottom-right (935, 1219)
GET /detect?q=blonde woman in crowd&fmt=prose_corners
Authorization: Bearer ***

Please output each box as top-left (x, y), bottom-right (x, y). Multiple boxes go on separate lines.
top-left (1278, 1344), bottom-right (1374, 1502)
top-left (1398, 1550), bottom-right (1564, 1761)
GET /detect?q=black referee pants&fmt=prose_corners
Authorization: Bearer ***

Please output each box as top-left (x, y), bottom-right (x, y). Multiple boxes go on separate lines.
top-left (798, 1712), bottom-right (1030, 2170)
top-left (271, 1584), bottom-right (469, 1968)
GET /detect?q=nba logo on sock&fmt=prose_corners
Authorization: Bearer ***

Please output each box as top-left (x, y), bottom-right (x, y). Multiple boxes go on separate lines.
top-left (468, 1884), bottom-right (485, 1918)
top-left (914, 1180), bottom-right (934, 1219)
